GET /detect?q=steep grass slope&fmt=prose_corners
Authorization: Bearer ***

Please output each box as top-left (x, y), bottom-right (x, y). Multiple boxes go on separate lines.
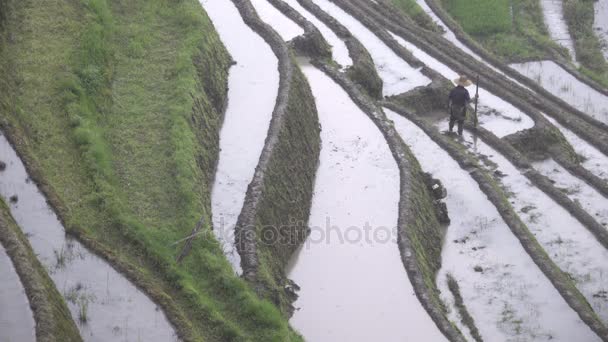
top-left (0, 0), bottom-right (304, 340)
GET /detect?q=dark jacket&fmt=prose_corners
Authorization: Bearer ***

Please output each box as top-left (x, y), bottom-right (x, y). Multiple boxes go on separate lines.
top-left (448, 85), bottom-right (471, 120)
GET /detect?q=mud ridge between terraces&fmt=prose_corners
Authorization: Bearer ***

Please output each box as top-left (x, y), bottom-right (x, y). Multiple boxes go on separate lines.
top-left (283, 2), bottom-right (466, 338)
top-left (0, 200), bottom-right (82, 342)
top-left (230, 0), bottom-right (321, 316)
top-left (264, 0), bottom-right (331, 59)
top-left (470, 125), bottom-right (608, 251)
top-left (310, 58), bottom-right (468, 341)
top-left (383, 101), bottom-right (608, 341)
top-left (343, 0), bottom-right (608, 198)
top-left (348, 0), bottom-right (608, 154)
top-left (293, 0), bottom-right (384, 98)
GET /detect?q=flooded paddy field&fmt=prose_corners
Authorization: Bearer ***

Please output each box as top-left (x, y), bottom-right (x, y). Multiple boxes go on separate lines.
top-left (288, 64), bottom-right (446, 342)
top-left (0, 242), bottom-right (35, 342)
top-left (511, 61), bottom-right (608, 123)
top-left (202, 0), bottom-right (279, 274)
top-left (388, 109), bottom-right (598, 342)
top-left (3, 0), bottom-right (608, 340)
top-left (0, 134), bottom-right (178, 342)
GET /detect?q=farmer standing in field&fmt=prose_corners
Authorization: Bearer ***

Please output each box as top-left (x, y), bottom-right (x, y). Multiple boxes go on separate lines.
top-left (447, 75), bottom-right (478, 136)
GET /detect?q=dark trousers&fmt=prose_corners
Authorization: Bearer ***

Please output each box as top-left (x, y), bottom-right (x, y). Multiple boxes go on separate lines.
top-left (449, 105), bottom-right (466, 136)
top-left (449, 116), bottom-right (464, 135)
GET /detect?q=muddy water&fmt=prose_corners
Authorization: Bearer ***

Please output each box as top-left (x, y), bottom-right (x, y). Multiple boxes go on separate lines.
top-left (202, 0), bottom-right (279, 273)
top-left (534, 159), bottom-right (608, 229)
top-left (543, 115), bottom-right (608, 182)
top-left (390, 33), bottom-right (534, 137)
top-left (251, 0), bottom-right (304, 41)
top-left (0, 245), bottom-right (35, 342)
top-left (312, 0), bottom-right (431, 95)
top-left (511, 61), bottom-right (608, 123)
top-left (0, 134), bottom-right (178, 342)
top-left (440, 127), bottom-right (608, 325)
top-left (387, 109), bottom-right (599, 341)
top-left (283, 0), bottom-right (352, 67)
top-left (540, 0), bottom-right (578, 63)
top-left (594, 0), bottom-right (608, 59)
top-left (287, 65), bottom-right (446, 342)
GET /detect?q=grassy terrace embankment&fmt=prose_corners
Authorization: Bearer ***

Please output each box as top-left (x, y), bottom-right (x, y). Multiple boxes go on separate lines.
top-left (563, 0), bottom-right (608, 86)
top-left (0, 0), bottom-right (310, 340)
top-left (439, 0), bottom-right (565, 61)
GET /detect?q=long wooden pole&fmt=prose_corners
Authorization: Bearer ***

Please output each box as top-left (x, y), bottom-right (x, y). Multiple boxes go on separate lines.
top-left (473, 75), bottom-right (480, 127)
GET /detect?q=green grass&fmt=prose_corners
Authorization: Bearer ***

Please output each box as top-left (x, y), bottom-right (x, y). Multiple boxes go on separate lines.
top-left (391, 0), bottom-right (441, 32)
top-left (444, 0), bottom-right (512, 35)
top-left (439, 0), bottom-right (567, 61)
top-left (0, 0), bottom-right (303, 340)
top-left (563, 0), bottom-right (608, 87)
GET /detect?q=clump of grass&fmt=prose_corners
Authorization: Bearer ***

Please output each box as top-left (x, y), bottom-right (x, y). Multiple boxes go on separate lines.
top-left (443, 0), bottom-right (511, 35)
top-left (439, 0), bottom-right (566, 61)
top-left (563, 0), bottom-right (608, 87)
top-left (391, 0), bottom-right (441, 32)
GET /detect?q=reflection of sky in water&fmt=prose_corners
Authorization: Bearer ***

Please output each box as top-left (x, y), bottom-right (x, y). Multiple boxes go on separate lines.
top-left (511, 61), bottom-right (608, 123)
top-left (388, 109), bottom-right (599, 341)
top-left (0, 134), bottom-right (178, 342)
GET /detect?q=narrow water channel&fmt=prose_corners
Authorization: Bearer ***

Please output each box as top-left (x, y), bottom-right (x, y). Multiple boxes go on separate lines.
top-left (0, 134), bottom-right (178, 342)
top-left (284, 0), bottom-right (352, 67)
top-left (447, 129), bottom-right (608, 325)
top-left (201, 0), bottom-right (279, 273)
top-left (539, 0), bottom-right (578, 63)
top-left (389, 32), bottom-right (534, 137)
top-left (251, 0), bottom-right (305, 41)
top-left (386, 109), bottom-right (599, 342)
top-left (312, 0), bottom-right (431, 96)
top-left (287, 64), bottom-right (447, 342)
top-left (0, 244), bottom-right (35, 342)
top-left (510, 61), bottom-right (608, 123)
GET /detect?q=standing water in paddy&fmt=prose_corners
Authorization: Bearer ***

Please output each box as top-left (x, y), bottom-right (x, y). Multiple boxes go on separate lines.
top-left (510, 61), bottom-right (608, 123)
top-left (387, 109), bottom-right (598, 342)
top-left (534, 159), bottom-right (608, 230)
top-left (252, 0), bottom-right (304, 41)
top-left (543, 115), bottom-right (608, 182)
top-left (202, 0), bottom-right (279, 273)
top-left (448, 129), bottom-right (608, 325)
top-left (0, 134), bottom-right (178, 341)
top-left (540, 0), bottom-right (578, 62)
top-left (0, 243), bottom-right (35, 342)
top-left (389, 32), bottom-right (534, 137)
top-left (282, 0), bottom-right (352, 67)
top-left (312, 0), bottom-right (430, 95)
top-left (287, 65), bottom-right (446, 342)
